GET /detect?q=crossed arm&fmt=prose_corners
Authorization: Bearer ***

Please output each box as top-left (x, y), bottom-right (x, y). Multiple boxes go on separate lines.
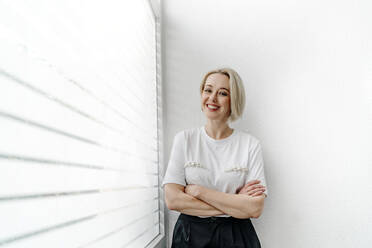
top-left (164, 180), bottom-right (266, 219)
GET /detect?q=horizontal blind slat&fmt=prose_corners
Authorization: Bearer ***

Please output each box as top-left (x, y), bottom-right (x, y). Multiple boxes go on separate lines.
top-left (0, 153), bottom-right (158, 175)
top-left (0, 189), bottom-right (159, 239)
top-left (0, 160), bottom-right (157, 195)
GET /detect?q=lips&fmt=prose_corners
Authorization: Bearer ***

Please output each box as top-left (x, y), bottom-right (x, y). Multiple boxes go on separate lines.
top-left (206, 104), bottom-right (220, 111)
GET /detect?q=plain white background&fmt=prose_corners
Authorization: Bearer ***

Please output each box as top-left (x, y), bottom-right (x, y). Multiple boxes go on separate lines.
top-left (161, 0), bottom-right (372, 247)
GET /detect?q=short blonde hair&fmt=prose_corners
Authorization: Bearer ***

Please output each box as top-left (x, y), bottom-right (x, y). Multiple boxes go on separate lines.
top-left (200, 68), bottom-right (246, 122)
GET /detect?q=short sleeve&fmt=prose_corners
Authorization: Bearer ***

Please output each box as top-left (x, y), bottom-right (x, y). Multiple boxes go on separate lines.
top-left (246, 140), bottom-right (269, 197)
top-left (161, 131), bottom-right (187, 187)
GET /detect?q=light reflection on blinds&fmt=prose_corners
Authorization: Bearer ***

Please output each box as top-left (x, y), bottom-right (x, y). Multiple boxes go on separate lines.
top-left (0, 0), bottom-right (160, 247)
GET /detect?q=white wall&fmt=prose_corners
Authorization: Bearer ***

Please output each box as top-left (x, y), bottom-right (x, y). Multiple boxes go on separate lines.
top-left (161, 0), bottom-right (372, 247)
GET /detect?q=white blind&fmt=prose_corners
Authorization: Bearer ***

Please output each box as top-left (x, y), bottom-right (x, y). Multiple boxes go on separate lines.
top-left (0, 0), bottom-right (161, 247)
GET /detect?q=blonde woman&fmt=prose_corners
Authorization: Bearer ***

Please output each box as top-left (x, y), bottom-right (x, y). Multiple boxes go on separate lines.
top-left (162, 68), bottom-right (268, 248)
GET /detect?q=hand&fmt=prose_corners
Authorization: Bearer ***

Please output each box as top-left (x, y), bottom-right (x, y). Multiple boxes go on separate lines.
top-left (185, 184), bottom-right (202, 198)
top-left (237, 180), bottom-right (266, 197)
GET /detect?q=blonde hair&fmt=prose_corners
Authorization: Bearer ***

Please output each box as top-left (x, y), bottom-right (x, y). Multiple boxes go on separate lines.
top-left (200, 68), bottom-right (246, 123)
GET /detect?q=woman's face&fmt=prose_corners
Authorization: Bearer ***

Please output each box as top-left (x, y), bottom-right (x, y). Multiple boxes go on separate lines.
top-left (201, 73), bottom-right (231, 122)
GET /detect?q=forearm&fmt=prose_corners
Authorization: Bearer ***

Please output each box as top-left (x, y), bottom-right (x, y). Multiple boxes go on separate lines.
top-left (175, 192), bottom-right (225, 216)
top-left (195, 187), bottom-right (264, 219)
top-left (165, 184), bottom-right (225, 216)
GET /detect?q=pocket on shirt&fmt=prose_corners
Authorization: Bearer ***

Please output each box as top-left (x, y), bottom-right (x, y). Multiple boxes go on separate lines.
top-left (221, 165), bottom-right (249, 192)
top-left (184, 161), bottom-right (210, 186)
top-left (184, 161), bottom-right (207, 169)
top-left (224, 166), bottom-right (249, 174)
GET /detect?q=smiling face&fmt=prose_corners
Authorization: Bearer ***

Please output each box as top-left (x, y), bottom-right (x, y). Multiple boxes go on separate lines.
top-left (201, 73), bottom-right (231, 122)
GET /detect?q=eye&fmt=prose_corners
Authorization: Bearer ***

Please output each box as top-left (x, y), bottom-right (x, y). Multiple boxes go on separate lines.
top-left (219, 91), bottom-right (228, 96)
top-left (204, 89), bottom-right (212, 93)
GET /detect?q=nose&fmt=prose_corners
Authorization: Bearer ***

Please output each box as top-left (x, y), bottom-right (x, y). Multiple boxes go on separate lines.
top-left (210, 91), bottom-right (218, 102)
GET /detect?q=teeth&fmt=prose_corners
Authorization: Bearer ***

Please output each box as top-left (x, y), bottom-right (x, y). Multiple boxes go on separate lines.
top-left (207, 104), bottom-right (219, 109)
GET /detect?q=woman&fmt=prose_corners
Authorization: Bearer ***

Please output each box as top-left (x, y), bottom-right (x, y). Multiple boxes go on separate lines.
top-left (162, 68), bottom-right (268, 248)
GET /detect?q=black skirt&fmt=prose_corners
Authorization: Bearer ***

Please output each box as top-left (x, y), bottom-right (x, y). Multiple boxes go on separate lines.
top-left (171, 213), bottom-right (261, 248)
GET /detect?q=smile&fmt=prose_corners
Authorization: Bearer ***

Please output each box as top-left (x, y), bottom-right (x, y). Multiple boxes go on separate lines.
top-left (207, 104), bottom-right (220, 111)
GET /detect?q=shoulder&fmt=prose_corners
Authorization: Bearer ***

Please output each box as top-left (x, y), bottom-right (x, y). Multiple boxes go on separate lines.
top-left (234, 129), bottom-right (262, 148)
top-left (176, 127), bottom-right (202, 140)
top-left (173, 127), bottom-right (201, 142)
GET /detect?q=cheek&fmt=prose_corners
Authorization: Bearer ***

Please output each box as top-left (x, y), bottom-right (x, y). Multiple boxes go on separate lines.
top-left (222, 100), bottom-right (231, 114)
top-left (222, 98), bottom-right (230, 108)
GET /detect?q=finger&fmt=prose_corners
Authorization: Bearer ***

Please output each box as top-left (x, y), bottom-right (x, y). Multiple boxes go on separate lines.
top-left (248, 189), bottom-right (266, 195)
top-left (250, 185), bottom-right (265, 190)
top-left (249, 185), bottom-right (266, 191)
top-left (242, 180), bottom-right (262, 189)
top-left (243, 185), bottom-right (265, 193)
top-left (240, 188), bottom-right (265, 196)
top-left (238, 190), bottom-right (252, 195)
top-left (252, 191), bottom-right (266, 197)
top-left (250, 190), bottom-right (265, 196)
top-left (240, 190), bottom-right (264, 196)
top-left (244, 180), bottom-right (261, 187)
top-left (241, 181), bottom-right (260, 191)
top-left (240, 182), bottom-right (260, 192)
top-left (240, 184), bottom-right (265, 194)
top-left (248, 188), bottom-right (266, 195)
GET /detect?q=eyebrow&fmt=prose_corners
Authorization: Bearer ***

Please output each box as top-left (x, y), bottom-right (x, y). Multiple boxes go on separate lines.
top-left (205, 83), bottom-right (230, 92)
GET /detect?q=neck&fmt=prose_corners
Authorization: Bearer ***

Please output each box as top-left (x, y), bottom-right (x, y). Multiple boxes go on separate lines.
top-left (204, 120), bottom-right (233, 140)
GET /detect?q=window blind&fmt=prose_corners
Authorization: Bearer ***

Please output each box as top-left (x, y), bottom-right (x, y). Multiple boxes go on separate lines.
top-left (0, 0), bottom-right (161, 247)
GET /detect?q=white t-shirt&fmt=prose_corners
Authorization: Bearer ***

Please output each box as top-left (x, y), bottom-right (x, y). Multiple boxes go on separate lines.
top-left (162, 126), bottom-right (269, 216)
